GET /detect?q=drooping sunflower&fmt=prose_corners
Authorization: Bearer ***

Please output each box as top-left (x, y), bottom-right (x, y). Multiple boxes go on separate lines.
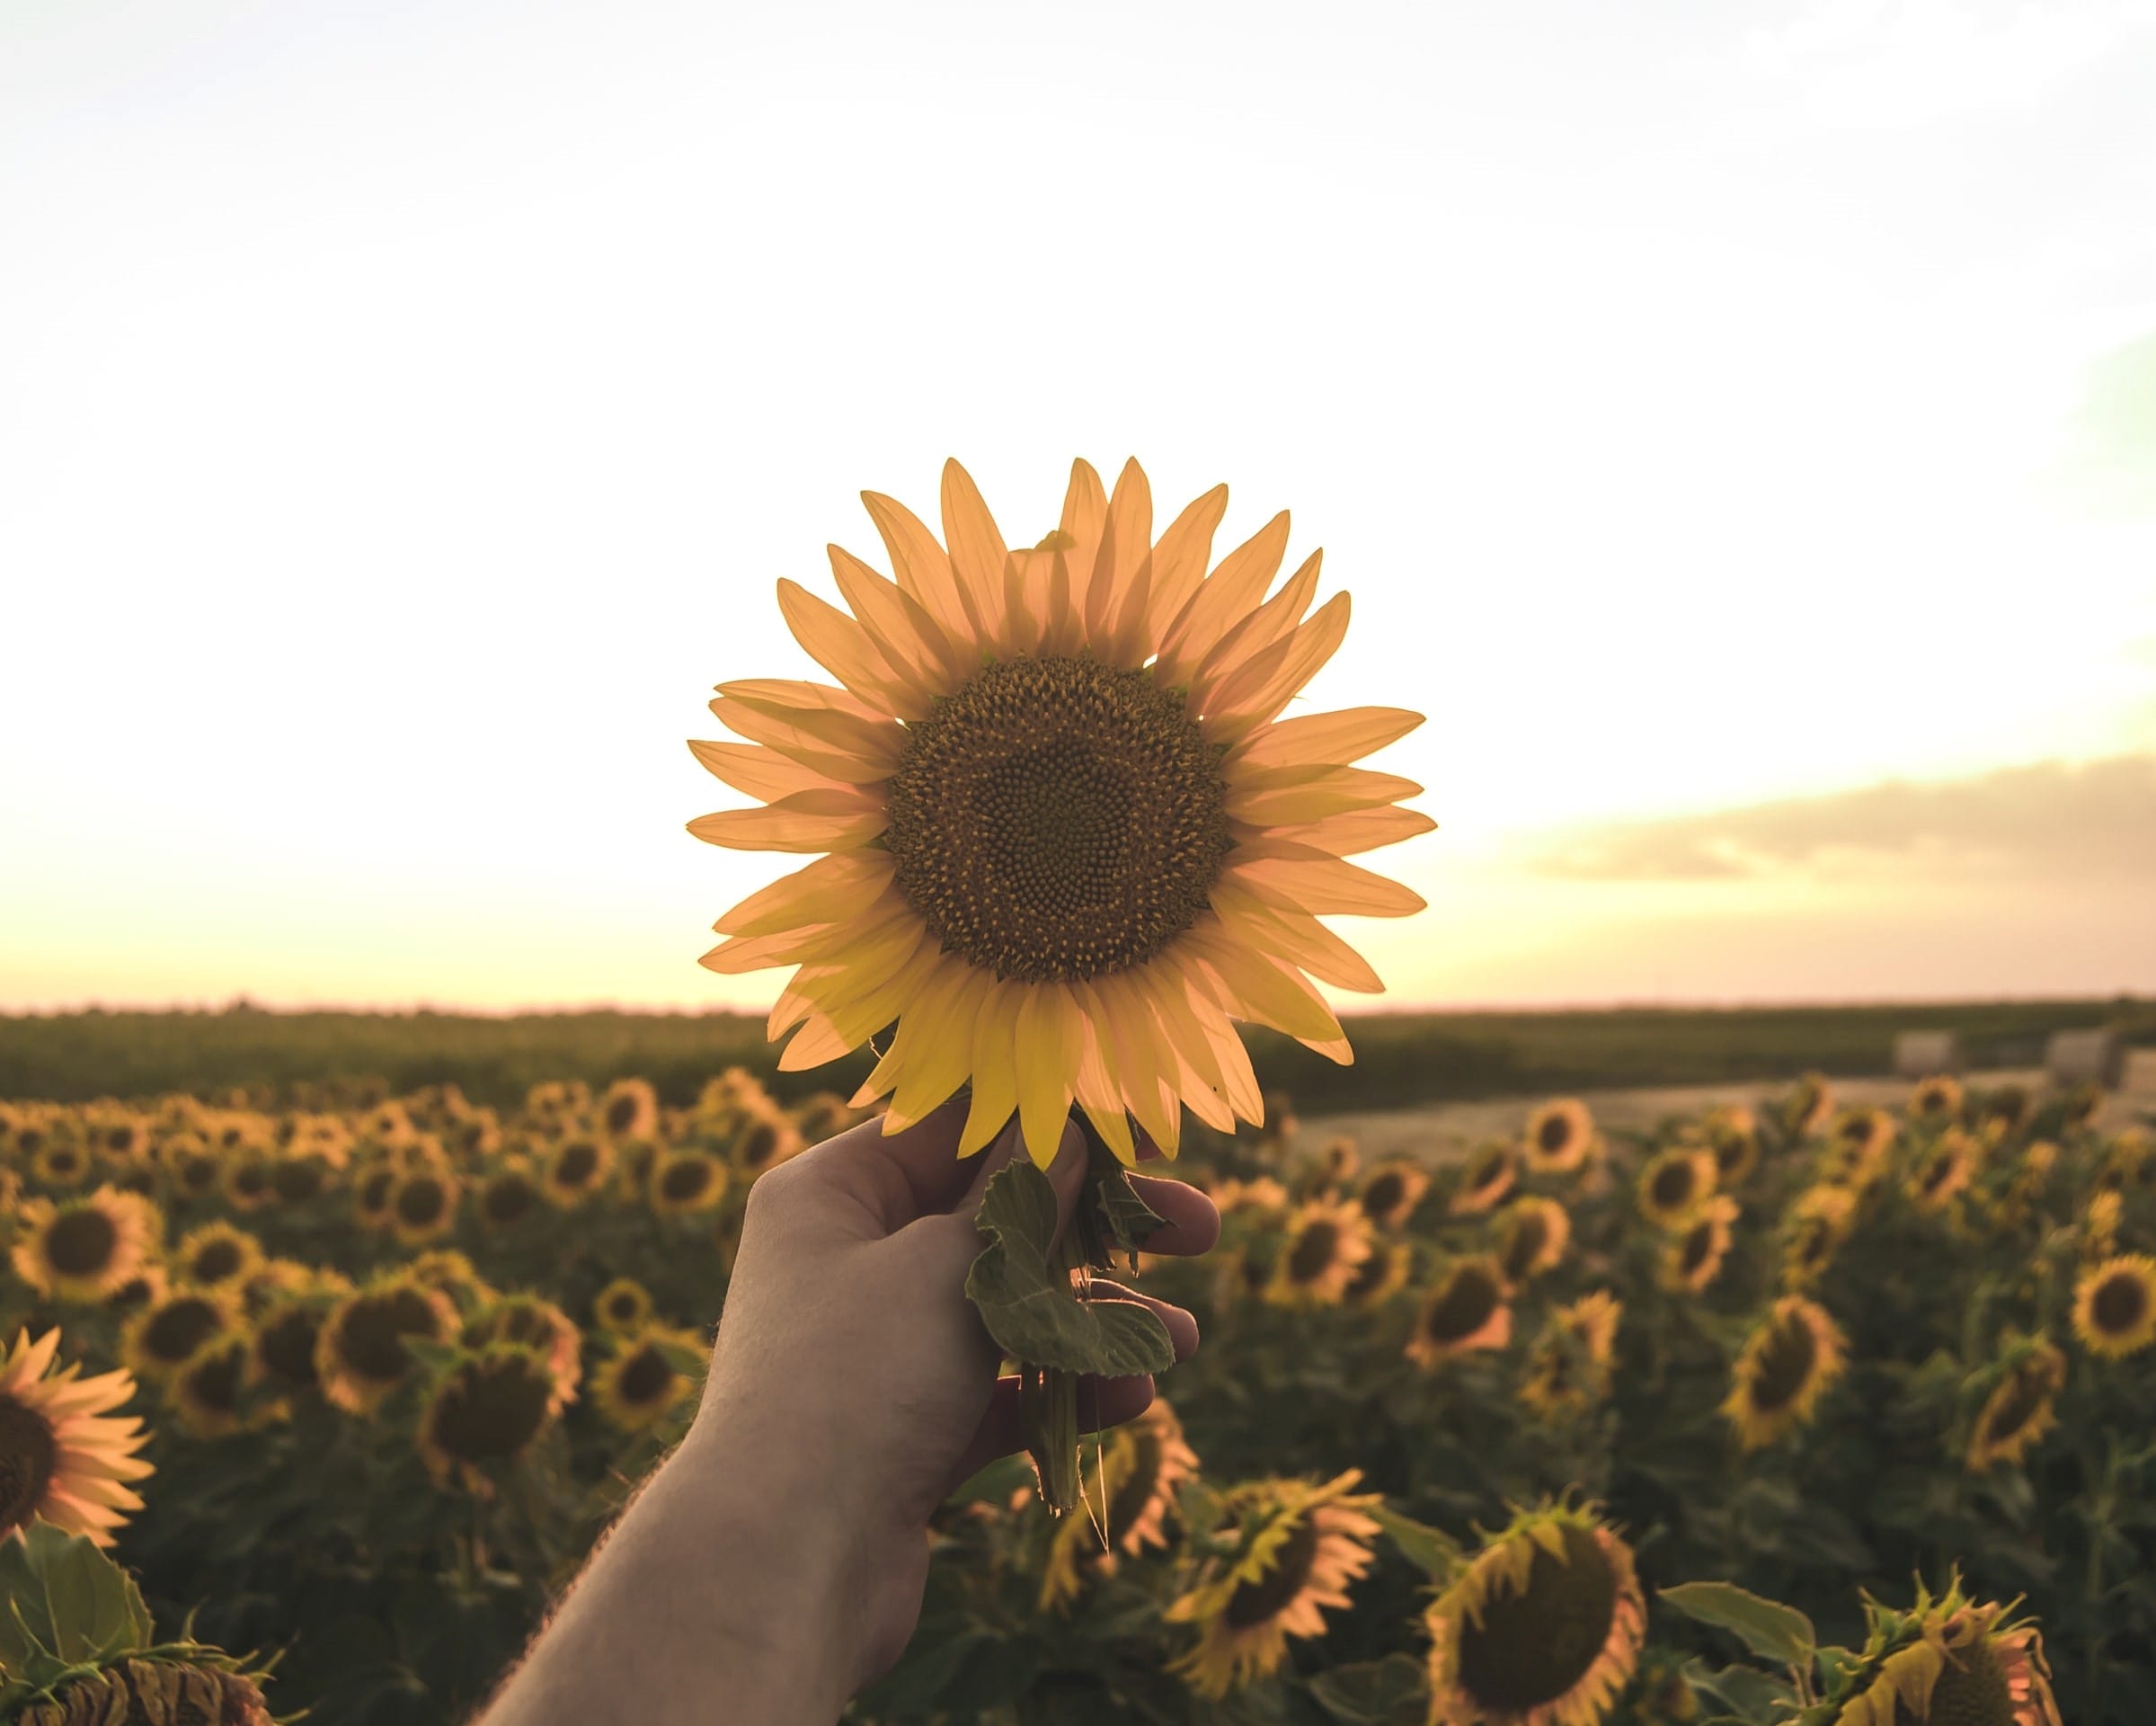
top-left (1406, 1257), bottom-right (1513, 1369)
top-left (247, 1282), bottom-right (349, 1395)
top-left (416, 1344), bottom-right (561, 1491)
top-left (1781, 1184), bottom-right (1859, 1291)
top-left (121, 1288), bottom-right (240, 1386)
top-left (1823, 1575), bottom-right (2061, 1726)
top-left (1703, 1104), bottom-right (1759, 1188)
top-left (9, 1188), bottom-right (160, 1303)
top-left (1424, 1500), bottom-right (1646, 1726)
top-left (443, 1110), bottom-right (502, 1161)
top-left (405, 1249), bottom-right (496, 1314)
top-left (1779, 1071), bottom-right (1835, 1140)
top-left (1832, 1107), bottom-right (1897, 1169)
top-left (1636, 1147), bottom-right (1717, 1231)
top-left (1910, 1073), bottom-right (1964, 1120)
top-left (2071, 1254), bottom-right (2156, 1359)
top-left (1907, 1128), bottom-right (1979, 1214)
top-left (1039, 1397), bottom-right (1200, 1610)
top-left (1495, 1197), bottom-right (1571, 1293)
top-left (171, 1223), bottom-right (264, 1292)
top-left (1165, 1470), bottom-right (1381, 1698)
top-left (591, 1277), bottom-right (656, 1336)
top-left (597, 1077), bottom-right (661, 1143)
top-left (1267, 1197), bottom-right (1376, 1306)
top-left (2081, 1189), bottom-right (2122, 1262)
top-left (315, 1276), bottom-right (462, 1415)
top-left (476, 1159), bottom-right (543, 1231)
top-left (688, 458), bottom-right (1432, 1170)
top-left (1518, 1292), bottom-right (1622, 1424)
top-left (1725, 1294), bottom-right (1847, 1451)
top-left (649, 1150), bottom-right (732, 1219)
top-left (169, 1337), bottom-right (255, 1440)
top-left (1522, 1100), bottom-right (1593, 1176)
top-left (1664, 1196), bottom-right (1739, 1294)
top-left (1355, 1160), bottom-right (1432, 1231)
top-left (590, 1327), bottom-right (705, 1434)
top-left (1965, 1337), bottom-right (2067, 1473)
top-left (0, 1329), bottom-right (155, 1546)
top-left (465, 1294), bottom-right (581, 1412)
top-left (1449, 1141), bottom-right (1518, 1216)
top-left (1344, 1240), bottom-right (1414, 1307)
top-left (541, 1134), bottom-right (616, 1209)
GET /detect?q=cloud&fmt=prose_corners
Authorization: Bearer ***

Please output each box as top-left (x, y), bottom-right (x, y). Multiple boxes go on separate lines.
top-left (1522, 753), bottom-right (2156, 882)
top-left (2051, 328), bottom-right (2156, 518)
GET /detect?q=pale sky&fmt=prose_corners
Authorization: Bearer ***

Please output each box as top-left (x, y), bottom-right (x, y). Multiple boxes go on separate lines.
top-left (3, 0), bottom-right (2153, 1013)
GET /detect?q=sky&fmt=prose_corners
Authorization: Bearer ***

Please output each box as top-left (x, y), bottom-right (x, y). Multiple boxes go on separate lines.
top-left (2, 0), bottom-right (2152, 1015)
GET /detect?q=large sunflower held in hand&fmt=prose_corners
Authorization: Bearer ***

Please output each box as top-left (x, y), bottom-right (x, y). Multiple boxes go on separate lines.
top-left (689, 458), bottom-right (1432, 1168)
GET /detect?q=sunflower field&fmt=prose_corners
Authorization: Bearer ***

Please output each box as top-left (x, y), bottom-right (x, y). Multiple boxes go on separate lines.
top-left (2, 1066), bottom-right (2153, 1725)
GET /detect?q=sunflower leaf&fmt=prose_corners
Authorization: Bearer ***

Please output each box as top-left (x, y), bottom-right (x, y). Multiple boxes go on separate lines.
top-left (1658, 1581), bottom-right (1816, 1668)
top-left (1365, 1503), bottom-right (1464, 1580)
top-left (1305, 1653), bottom-right (1430, 1724)
top-left (967, 1161), bottom-right (1176, 1376)
top-left (0, 1522), bottom-right (155, 1677)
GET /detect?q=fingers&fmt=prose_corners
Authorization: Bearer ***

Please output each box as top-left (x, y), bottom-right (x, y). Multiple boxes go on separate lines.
top-left (789, 1098), bottom-right (976, 1232)
top-left (1124, 1174), bottom-right (1220, 1258)
top-left (945, 1372), bottom-right (1160, 1491)
top-left (1082, 1281), bottom-right (1200, 1361)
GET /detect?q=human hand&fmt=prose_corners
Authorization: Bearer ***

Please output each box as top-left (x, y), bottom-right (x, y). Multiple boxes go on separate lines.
top-left (693, 1100), bottom-right (1220, 1694)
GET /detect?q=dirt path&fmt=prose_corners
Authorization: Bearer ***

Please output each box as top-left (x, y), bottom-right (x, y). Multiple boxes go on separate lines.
top-left (1295, 1051), bottom-right (2156, 1164)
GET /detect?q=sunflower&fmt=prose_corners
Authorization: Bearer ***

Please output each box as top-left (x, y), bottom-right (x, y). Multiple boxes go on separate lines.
top-left (1039, 1398), bottom-right (1200, 1609)
top-left (541, 1134), bottom-right (616, 1208)
top-left (1664, 1196), bottom-right (1739, 1294)
top-left (1317, 1135), bottom-right (1362, 1188)
top-left (477, 1159), bottom-right (543, 1230)
top-left (1519, 1292), bottom-right (1622, 1424)
top-left (1211, 1176), bottom-right (1290, 1216)
top-left (1908, 1128), bottom-right (1979, 1214)
top-left (1724, 1294), bottom-right (1847, 1451)
top-left (315, 1277), bottom-right (462, 1415)
top-left (1966, 1338), bottom-right (2067, 1473)
top-left (1495, 1197), bottom-right (1571, 1292)
top-left (688, 458), bottom-right (1431, 1170)
top-left (0, 1329), bottom-right (154, 1546)
top-left (729, 1106), bottom-right (806, 1178)
top-left (106, 1266), bottom-right (170, 1315)
top-left (168, 1337), bottom-right (255, 1440)
top-left (1522, 1100), bottom-right (1593, 1175)
top-left (1911, 1073), bottom-right (1964, 1119)
top-left (590, 1328), bottom-right (704, 1434)
top-left (2071, 1254), bottom-right (2156, 1358)
top-left (9, 1188), bottom-right (160, 1303)
top-left (1705, 1105), bottom-right (1759, 1187)
top-left (267, 1149), bottom-right (334, 1206)
top-left (1267, 1197), bottom-right (1376, 1306)
top-left (247, 1285), bottom-right (348, 1394)
top-left (352, 1162), bottom-right (399, 1232)
top-left (1165, 1470), bottom-right (1381, 1697)
top-left (121, 1288), bottom-right (240, 1385)
top-left (29, 1138), bottom-right (92, 1190)
top-left (1636, 1147), bottom-right (1717, 1231)
top-left (1782, 1184), bottom-right (1859, 1290)
top-left (524, 1079), bottom-right (590, 1129)
top-left (218, 1152), bottom-right (275, 1213)
top-left (416, 1344), bottom-right (561, 1491)
top-left (167, 1140), bottom-right (223, 1203)
top-left (1832, 1107), bottom-right (1897, 1168)
top-left (597, 1078), bottom-right (661, 1142)
top-left (465, 1294), bottom-right (581, 1411)
top-left (359, 1100), bottom-right (417, 1148)
top-left (92, 1113), bottom-right (152, 1165)
top-left (387, 1169), bottom-right (461, 1246)
top-left (171, 1223), bottom-right (264, 1292)
top-left (1824, 1576), bottom-right (2060, 1726)
top-left (791, 1090), bottom-right (860, 1146)
top-left (1344, 1241), bottom-right (1414, 1307)
top-left (1406, 1257), bottom-right (1513, 1368)
top-left (1976, 1083), bottom-right (2031, 1134)
top-left (1780, 1072), bottom-right (1834, 1140)
top-left (1356, 1160), bottom-right (1432, 1230)
top-left (1449, 1142), bottom-right (1518, 1216)
top-left (443, 1111), bottom-right (502, 1161)
top-left (649, 1150), bottom-right (732, 1218)
top-left (1424, 1500), bottom-right (1646, 1726)
top-left (2081, 1189), bottom-right (2122, 1262)
top-left (591, 1278), bottom-right (655, 1335)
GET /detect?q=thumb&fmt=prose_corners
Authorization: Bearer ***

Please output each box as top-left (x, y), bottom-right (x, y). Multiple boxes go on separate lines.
top-left (907, 1113), bottom-right (1090, 1277)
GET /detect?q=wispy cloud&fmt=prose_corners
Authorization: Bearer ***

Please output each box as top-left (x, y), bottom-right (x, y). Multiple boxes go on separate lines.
top-left (2050, 327), bottom-right (2156, 518)
top-left (1521, 754), bottom-right (2156, 882)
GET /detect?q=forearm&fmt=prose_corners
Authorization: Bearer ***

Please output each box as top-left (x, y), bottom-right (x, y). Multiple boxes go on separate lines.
top-left (478, 1419), bottom-right (889, 1726)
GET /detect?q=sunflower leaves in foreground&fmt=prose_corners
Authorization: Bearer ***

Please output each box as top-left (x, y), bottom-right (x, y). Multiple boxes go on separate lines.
top-left (966, 1160), bottom-right (1176, 1378)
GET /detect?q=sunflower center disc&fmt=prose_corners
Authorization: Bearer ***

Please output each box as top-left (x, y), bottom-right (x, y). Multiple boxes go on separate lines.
top-left (1750, 1311), bottom-right (1819, 1413)
top-left (1427, 1268), bottom-right (1500, 1341)
top-left (883, 655), bottom-right (1230, 983)
top-left (339, 1289), bottom-right (441, 1382)
top-left (1894, 1636), bottom-right (2013, 1726)
top-left (191, 1240), bottom-right (243, 1284)
top-left (431, 1358), bottom-right (553, 1463)
top-left (0, 1396), bottom-right (59, 1532)
top-left (617, 1348), bottom-right (677, 1407)
top-left (145, 1298), bottom-right (223, 1366)
top-left (1456, 1526), bottom-right (1619, 1712)
top-left (1650, 1161), bottom-right (1695, 1208)
top-left (46, 1208), bottom-right (120, 1277)
top-left (1286, 1221), bottom-right (1342, 1284)
top-left (2093, 1273), bottom-right (2148, 1336)
top-left (1224, 1514), bottom-right (1322, 1628)
top-left (1503, 1214), bottom-right (1548, 1283)
top-left (1981, 1365), bottom-right (2051, 1448)
top-left (1362, 1173), bottom-right (1405, 1217)
top-left (185, 1347), bottom-right (244, 1416)
top-left (257, 1309), bottom-right (324, 1384)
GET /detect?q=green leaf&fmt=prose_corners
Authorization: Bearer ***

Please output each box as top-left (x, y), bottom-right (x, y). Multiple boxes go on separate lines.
top-left (966, 1161), bottom-right (1176, 1377)
top-left (1658, 1581), bottom-right (1817, 1668)
top-left (1366, 1504), bottom-right (1464, 1580)
top-left (0, 1522), bottom-right (155, 1678)
top-left (1089, 1157), bottom-right (1167, 1273)
top-left (1305, 1654), bottom-right (1430, 1725)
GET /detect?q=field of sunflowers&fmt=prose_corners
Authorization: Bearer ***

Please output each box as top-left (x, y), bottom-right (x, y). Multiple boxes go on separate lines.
top-left (3, 1065), bottom-right (2153, 1725)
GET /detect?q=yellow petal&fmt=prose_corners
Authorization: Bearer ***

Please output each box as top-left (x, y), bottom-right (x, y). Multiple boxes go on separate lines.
top-left (826, 542), bottom-right (954, 690)
top-left (688, 739), bottom-right (849, 804)
top-left (714, 676), bottom-right (883, 721)
top-left (1191, 548), bottom-right (1321, 700)
top-left (1210, 880), bottom-right (1385, 992)
top-left (1086, 458), bottom-right (1152, 657)
top-left (1015, 984), bottom-right (1082, 1170)
top-left (884, 965), bottom-right (994, 1133)
top-left (1154, 510), bottom-right (1291, 688)
top-left (1069, 989), bottom-right (1137, 1166)
top-left (1057, 458), bottom-right (1108, 564)
top-left (862, 488), bottom-right (977, 644)
top-left (1140, 483), bottom-right (1229, 646)
top-left (1202, 592), bottom-right (1352, 741)
top-left (1226, 767), bottom-right (1424, 827)
top-left (1223, 849), bottom-right (1426, 917)
top-left (1090, 972), bottom-right (1177, 1158)
top-left (1264, 805), bottom-right (1437, 857)
top-left (714, 687), bottom-right (904, 775)
top-left (707, 696), bottom-right (892, 784)
top-left (714, 850), bottom-right (895, 938)
top-left (1230, 706), bottom-right (1424, 773)
top-left (940, 458), bottom-right (1010, 646)
top-left (688, 790), bottom-right (886, 853)
top-left (960, 981), bottom-right (1022, 1156)
top-left (776, 579), bottom-right (920, 719)
top-left (1037, 542), bottom-right (1083, 658)
top-left (777, 1012), bottom-right (853, 1071)
top-left (1183, 919), bottom-right (1344, 1046)
top-left (1128, 965), bottom-right (1237, 1134)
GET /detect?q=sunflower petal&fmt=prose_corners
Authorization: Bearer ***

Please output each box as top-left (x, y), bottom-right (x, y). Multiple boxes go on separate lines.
top-left (1226, 767), bottom-right (1424, 827)
top-left (1266, 805), bottom-right (1438, 857)
top-left (688, 740), bottom-right (849, 804)
top-left (1202, 592), bottom-right (1352, 740)
top-left (1140, 483), bottom-right (1229, 645)
top-left (776, 579), bottom-right (920, 718)
top-left (1087, 458), bottom-right (1152, 656)
top-left (714, 850), bottom-right (895, 938)
top-left (1192, 548), bottom-right (1321, 699)
top-left (826, 543), bottom-right (955, 689)
top-left (1155, 510), bottom-right (1291, 687)
top-left (688, 792), bottom-right (887, 853)
top-left (1224, 850), bottom-right (1426, 917)
top-left (960, 982), bottom-right (1023, 1156)
top-left (1015, 985), bottom-right (1082, 1170)
top-left (713, 688), bottom-right (904, 775)
top-left (1211, 880), bottom-right (1386, 992)
top-left (707, 696), bottom-right (892, 784)
top-left (1230, 706), bottom-right (1424, 773)
top-left (862, 488), bottom-right (974, 644)
top-left (941, 458), bottom-right (1010, 645)
top-left (1184, 920), bottom-right (1344, 1046)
